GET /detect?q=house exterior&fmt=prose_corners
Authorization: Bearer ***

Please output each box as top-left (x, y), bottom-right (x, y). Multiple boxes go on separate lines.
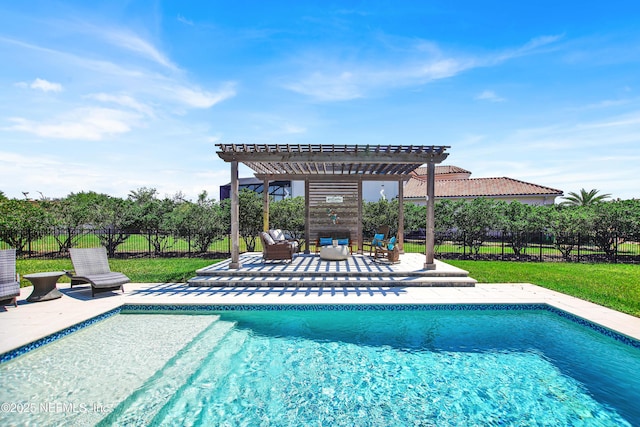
top-left (221, 165), bottom-right (563, 205)
top-left (404, 166), bottom-right (563, 205)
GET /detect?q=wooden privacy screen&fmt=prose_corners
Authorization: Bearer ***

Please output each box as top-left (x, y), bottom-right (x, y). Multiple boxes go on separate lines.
top-left (308, 181), bottom-right (360, 245)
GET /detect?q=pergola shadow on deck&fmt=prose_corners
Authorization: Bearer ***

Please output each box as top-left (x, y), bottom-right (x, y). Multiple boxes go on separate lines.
top-left (217, 144), bottom-right (449, 270)
top-left (188, 253), bottom-right (477, 287)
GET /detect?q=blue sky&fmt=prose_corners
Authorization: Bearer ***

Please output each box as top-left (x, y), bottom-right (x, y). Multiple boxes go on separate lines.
top-left (1, 0), bottom-right (639, 201)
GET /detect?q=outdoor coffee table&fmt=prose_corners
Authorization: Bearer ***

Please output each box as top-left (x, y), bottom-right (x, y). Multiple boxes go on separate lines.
top-left (319, 245), bottom-right (350, 261)
top-left (24, 271), bottom-right (65, 302)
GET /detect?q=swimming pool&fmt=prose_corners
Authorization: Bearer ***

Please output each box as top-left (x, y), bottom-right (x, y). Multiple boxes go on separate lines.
top-left (1, 304), bottom-right (639, 426)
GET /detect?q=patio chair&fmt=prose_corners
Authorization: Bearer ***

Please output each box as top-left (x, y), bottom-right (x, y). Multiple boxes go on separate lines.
top-left (268, 229), bottom-right (300, 252)
top-left (0, 249), bottom-right (20, 307)
top-left (260, 232), bottom-right (296, 262)
top-left (66, 247), bottom-right (130, 297)
top-left (363, 225), bottom-right (390, 255)
top-left (374, 235), bottom-right (400, 263)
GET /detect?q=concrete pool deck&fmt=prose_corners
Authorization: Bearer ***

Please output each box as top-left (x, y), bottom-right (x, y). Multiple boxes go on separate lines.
top-left (2, 279), bottom-right (640, 355)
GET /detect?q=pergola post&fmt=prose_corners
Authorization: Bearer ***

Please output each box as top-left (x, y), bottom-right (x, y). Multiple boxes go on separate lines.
top-left (229, 161), bottom-right (242, 269)
top-left (424, 162), bottom-right (436, 270)
top-left (262, 178), bottom-right (270, 231)
top-left (304, 179), bottom-right (310, 254)
top-left (398, 178), bottom-right (405, 253)
top-left (357, 180), bottom-right (363, 253)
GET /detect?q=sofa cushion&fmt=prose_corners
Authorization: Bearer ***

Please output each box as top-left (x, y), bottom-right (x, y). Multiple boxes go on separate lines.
top-left (262, 232), bottom-right (276, 246)
top-left (269, 229), bottom-right (285, 241)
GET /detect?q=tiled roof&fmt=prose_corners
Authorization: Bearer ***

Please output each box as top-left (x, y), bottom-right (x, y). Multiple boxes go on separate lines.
top-left (413, 165), bottom-right (472, 176)
top-left (404, 177), bottom-right (564, 199)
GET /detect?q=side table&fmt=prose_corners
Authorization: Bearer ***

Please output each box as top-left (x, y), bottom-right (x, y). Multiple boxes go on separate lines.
top-left (24, 271), bottom-right (65, 302)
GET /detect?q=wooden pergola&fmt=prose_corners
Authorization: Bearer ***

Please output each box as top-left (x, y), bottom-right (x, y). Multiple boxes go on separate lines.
top-left (216, 143), bottom-right (449, 269)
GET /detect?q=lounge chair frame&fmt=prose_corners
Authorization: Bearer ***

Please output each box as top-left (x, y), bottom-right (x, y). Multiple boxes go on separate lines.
top-left (66, 247), bottom-right (130, 297)
top-left (0, 248), bottom-right (20, 307)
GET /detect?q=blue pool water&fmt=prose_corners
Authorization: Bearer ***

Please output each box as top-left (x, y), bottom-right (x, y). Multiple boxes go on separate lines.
top-left (1, 305), bottom-right (639, 426)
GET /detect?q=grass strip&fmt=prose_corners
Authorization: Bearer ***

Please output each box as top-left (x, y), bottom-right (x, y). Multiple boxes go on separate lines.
top-left (447, 260), bottom-right (640, 317)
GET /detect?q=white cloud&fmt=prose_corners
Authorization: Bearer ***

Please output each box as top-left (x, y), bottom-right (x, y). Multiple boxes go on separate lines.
top-left (100, 28), bottom-right (180, 72)
top-left (284, 34), bottom-right (561, 102)
top-left (88, 93), bottom-right (154, 117)
top-left (285, 71), bottom-right (362, 101)
top-left (31, 78), bottom-right (63, 92)
top-left (14, 78), bottom-right (63, 92)
top-left (6, 107), bottom-right (140, 140)
top-left (177, 15), bottom-right (194, 26)
top-left (166, 83), bottom-right (237, 108)
top-left (475, 90), bottom-right (506, 102)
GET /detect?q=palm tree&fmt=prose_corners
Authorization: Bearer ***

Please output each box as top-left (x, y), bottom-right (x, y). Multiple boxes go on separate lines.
top-left (560, 188), bottom-right (611, 206)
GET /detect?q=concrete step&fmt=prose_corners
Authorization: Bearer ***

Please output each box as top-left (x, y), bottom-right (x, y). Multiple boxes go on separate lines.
top-left (187, 275), bottom-right (477, 288)
top-left (193, 269), bottom-right (471, 278)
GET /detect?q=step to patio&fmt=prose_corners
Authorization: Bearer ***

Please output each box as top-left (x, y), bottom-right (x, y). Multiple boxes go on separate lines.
top-left (188, 253), bottom-right (477, 288)
top-left (187, 275), bottom-right (477, 288)
top-left (194, 268), bottom-right (471, 278)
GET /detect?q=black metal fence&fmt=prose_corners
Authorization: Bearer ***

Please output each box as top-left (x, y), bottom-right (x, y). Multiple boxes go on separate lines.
top-left (2, 228), bottom-right (639, 263)
top-left (1, 229), bottom-right (232, 259)
top-left (405, 231), bottom-right (640, 263)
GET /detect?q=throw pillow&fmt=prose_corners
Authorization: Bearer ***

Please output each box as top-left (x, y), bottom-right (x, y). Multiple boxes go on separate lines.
top-left (269, 229), bottom-right (284, 241)
top-left (387, 236), bottom-right (396, 250)
top-left (262, 232), bottom-right (276, 246)
top-left (319, 237), bottom-right (333, 246)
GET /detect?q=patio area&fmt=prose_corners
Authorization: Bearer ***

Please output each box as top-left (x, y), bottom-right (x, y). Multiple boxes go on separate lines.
top-left (187, 252), bottom-right (477, 287)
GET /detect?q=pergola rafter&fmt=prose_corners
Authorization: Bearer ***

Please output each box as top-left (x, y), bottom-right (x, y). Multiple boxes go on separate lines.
top-left (217, 143), bottom-right (450, 269)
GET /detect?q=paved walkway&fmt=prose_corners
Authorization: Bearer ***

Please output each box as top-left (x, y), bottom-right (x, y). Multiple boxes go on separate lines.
top-left (2, 280), bottom-right (639, 355)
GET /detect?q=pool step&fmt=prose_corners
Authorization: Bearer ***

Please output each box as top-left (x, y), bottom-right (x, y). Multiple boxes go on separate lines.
top-left (149, 329), bottom-right (250, 425)
top-left (97, 317), bottom-right (237, 426)
top-left (187, 275), bottom-right (477, 287)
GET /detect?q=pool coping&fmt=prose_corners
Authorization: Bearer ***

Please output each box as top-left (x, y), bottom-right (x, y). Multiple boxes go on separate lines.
top-left (2, 282), bottom-right (640, 363)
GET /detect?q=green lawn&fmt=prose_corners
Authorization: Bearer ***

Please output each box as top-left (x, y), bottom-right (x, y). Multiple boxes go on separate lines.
top-left (447, 260), bottom-right (640, 318)
top-left (17, 258), bottom-right (218, 286)
top-left (16, 257), bottom-right (640, 318)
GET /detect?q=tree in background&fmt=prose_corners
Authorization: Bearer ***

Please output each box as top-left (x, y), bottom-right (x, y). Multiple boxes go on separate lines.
top-left (560, 188), bottom-right (611, 206)
top-left (236, 189), bottom-right (263, 251)
top-left (48, 192), bottom-right (102, 253)
top-left (586, 199), bottom-right (640, 261)
top-left (128, 187), bottom-right (177, 255)
top-left (362, 198), bottom-right (399, 237)
top-left (497, 201), bottom-right (546, 256)
top-left (89, 194), bottom-right (138, 257)
top-left (544, 205), bottom-right (590, 261)
top-left (270, 196), bottom-right (306, 242)
top-left (169, 191), bottom-right (226, 253)
top-left (0, 199), bottom-right (52, 254)
top-left (452, 198), bottom-right (501, 256)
